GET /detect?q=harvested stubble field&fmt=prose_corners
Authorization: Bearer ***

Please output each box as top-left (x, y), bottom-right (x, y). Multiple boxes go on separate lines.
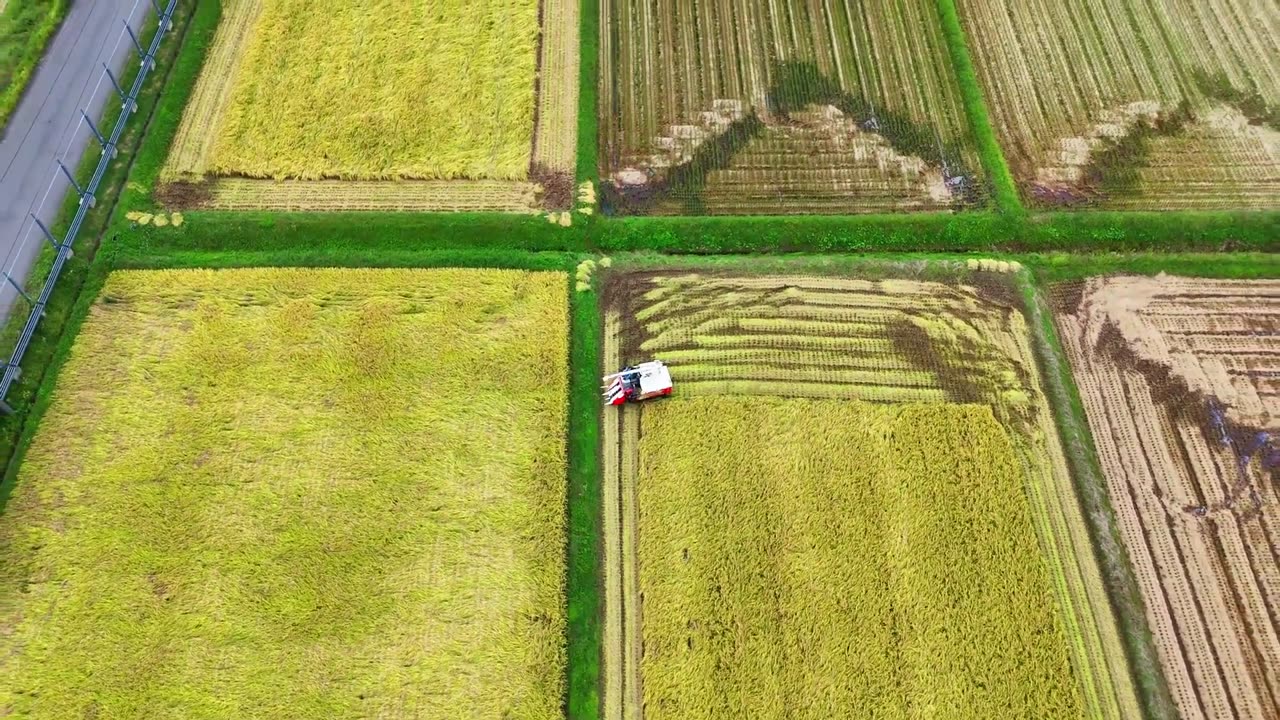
top-left (0, 268), bottom-right (569, 718)
top-left (160, 0), bottom-right (579, 212)
top-left (957, 0), bottom-right (1280, 209)
top-left (599, 0), bottom-right (985, 215)
top-left (1055, 276), bottom-right (1280, 720)
top-left (599, 270), bottom-right (1140, 719)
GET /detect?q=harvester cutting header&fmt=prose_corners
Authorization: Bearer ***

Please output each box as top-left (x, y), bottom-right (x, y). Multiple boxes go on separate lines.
top-left (602, 361), bottom-right (673, 405)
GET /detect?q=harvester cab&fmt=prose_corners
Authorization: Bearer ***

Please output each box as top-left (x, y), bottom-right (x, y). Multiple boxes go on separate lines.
top-left (602, 360), bottom-right (672, 406)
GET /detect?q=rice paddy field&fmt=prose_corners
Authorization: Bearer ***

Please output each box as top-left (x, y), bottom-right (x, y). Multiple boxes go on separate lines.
top-left (598, 0), bottom-right (985, 215)
top-left (0, 268), bottom-right (569, 718)
top-left (957, 0), bottom-right (1280, 209)
top-left (599, 268), bottom-right (1141, 719)
top-left (635, 397), bottom-right (1080, 718)
top-left (4, 0), bottom-right (1278, 714)
top-left (160, 0), bottom-right (579, 211)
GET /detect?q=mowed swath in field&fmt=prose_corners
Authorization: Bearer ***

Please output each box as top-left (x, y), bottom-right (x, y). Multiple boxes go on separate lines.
top-left (161, 0), bottom-right (579, 211)
top-left (1055, 276), bottom-right (1280, 720)
top-left (599, 271), bottom-right (1140, 719)
top-left (599, 0), bottom-right (983, 214)
top-left (0, 268), bottom-right (568, 718)
top-left (957, 0), bottom-right (1280, 209)
top-left (636, 397), bottom-right (1082, 718)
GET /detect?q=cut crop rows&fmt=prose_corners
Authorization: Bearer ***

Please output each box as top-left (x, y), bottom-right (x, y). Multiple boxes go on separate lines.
top-left (957, 0), bottom-right (1280, 209)
top-left (600, 270), bottom-right (1141, 719)
top-left (531, 0), bottom-right (582, 175)
top-left (1055, 276), bottom-right (1280, 720)
top-left (599, 0), bottom-right (985, 215)
top-left (202, 178), bottom-right (543, 213)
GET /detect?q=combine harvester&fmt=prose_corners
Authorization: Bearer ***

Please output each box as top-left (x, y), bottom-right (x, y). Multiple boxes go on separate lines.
top-left (602, 361), bottom-right (672, 405)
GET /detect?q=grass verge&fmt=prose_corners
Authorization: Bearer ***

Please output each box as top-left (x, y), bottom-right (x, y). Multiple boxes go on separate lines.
top-left (1015, 269), bottom-right (1177, 720)
top-left (934, 0), bottom-right (1022, 215)
top-left (0, 0), bottom-right (68, 131)
top-left (575, 0), bottom-right (599, 187)
top-left (567, 285), bottom-right (602, 720)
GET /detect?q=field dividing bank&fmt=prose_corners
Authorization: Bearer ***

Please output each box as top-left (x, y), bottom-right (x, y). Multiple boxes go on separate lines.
top-left (1055, 276), bottom-right (1280, 720)
top-left (599, 268), bottom-right (1142, 719)
top-left (157, 0), bottom-right (578, 212)
top-left (956, 0), bottom-right (1280, 210)
top-left (598, 0), bottom-right (986, 215)
top-left (0, 268), bottom-right (569, 718)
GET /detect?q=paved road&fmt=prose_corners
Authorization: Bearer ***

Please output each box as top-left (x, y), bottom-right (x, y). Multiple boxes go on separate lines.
top-left (0, 0), bottom-right (149, 321)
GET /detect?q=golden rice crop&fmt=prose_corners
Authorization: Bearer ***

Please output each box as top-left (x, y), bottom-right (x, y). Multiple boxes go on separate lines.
top-left (0, 268), bottom-right (568, 718)
top-left (209, 0), bottom-right (540, 181)
top-left (636, 396), bottom-right (1082, 719)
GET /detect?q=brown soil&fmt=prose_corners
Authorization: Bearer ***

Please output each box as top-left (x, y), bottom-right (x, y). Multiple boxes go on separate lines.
top-left (154, 180), bottom-right (213, 208)
top-left (529, 163), bottom-right (574, 211)
top-left (1055, 276), bottom-right (1280, 720)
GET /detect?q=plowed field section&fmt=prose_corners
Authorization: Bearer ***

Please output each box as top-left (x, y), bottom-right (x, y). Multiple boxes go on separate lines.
top-left (600, 271), bottom-right (1140, 719)
top-left (599, 0), bottom-right (984, 214)
top-left (1055, 276), bottom-right (1280, 720)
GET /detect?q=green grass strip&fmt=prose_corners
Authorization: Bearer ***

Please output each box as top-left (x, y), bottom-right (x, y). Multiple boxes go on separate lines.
top-left (1014, 270), bottom-right (1178, 720)
top-left (934, 0), bottom-right (1023, 216)
top-left (0, 0), bottom-right (69, 131)
top-left (567, 286), bottom-right (603, 720)
top-left (575, 0), bottom-right (599, 186)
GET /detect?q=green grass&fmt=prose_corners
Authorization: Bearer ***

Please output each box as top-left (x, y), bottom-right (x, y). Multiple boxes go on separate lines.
top-left (0, 267), bottom-right (569, 718)
top-left (566, 286), bottom-right (602, 720)
top-left (934, 0), bottom-right (1022, 216)
top-left (0, 0), bottom-right (68, 130)
top-left (575, 0), bottom-right (599, 187)
top-left (1013, 269), bottom-right (1176, 720)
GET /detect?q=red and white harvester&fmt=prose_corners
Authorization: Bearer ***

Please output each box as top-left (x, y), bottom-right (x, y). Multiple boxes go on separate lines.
top-left (602, 361), bottom-right (673, 406)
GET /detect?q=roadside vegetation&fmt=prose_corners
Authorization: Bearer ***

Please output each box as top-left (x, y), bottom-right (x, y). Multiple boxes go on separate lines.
top-left (0, 0), bottom-right (67, 131)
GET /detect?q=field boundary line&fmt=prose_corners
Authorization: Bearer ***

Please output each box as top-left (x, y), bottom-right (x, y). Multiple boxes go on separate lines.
top-left (933, 0), bottom-right (1024, 216)
top-left (601, 310), bottom-right (624, 720)
top-left (619, 403), bottom-right (643, 720)
top-left (1019, 270), bottom-right (1180, 720)
top-left (574, 0), bottom-right (600, 186)
top-left (196, 177), bottom-right (543, 214)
